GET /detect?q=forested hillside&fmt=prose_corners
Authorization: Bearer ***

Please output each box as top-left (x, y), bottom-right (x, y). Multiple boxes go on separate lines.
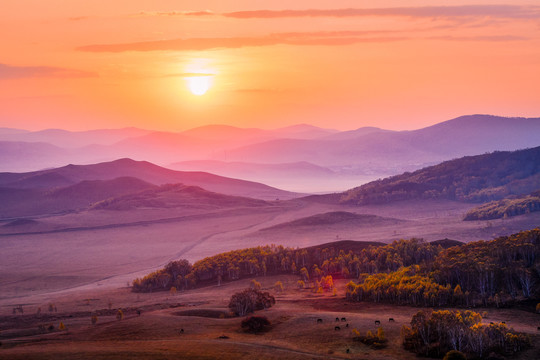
top-left (340, 146), bottom-right (540, 205)
top-left (464, 190), bottom-right (540, 220)
top-left (134, 228), bottom-right (540, 308)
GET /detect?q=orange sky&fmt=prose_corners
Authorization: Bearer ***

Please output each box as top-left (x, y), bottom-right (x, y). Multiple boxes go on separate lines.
top-left (1, 0), bottom-right (539, 131)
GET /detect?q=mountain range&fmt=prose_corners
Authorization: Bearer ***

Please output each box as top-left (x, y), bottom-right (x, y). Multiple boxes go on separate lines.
top-left (1, 115), bottom-right (539, 192)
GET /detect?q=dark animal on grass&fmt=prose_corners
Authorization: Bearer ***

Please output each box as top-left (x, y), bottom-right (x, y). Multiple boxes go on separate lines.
top-left (346, 348), bottom-right (350, 353)
top-left (341, 317), bottom-right (346, 322)
top-left (137, 310), bottom-right (141, 316)
top-left (375, 320), bottom-right (380, 325)
top-left (335, 317), bottom-right (339, 321)
top-left (389, 318), bottom-right (395, 322)
top-left (317, 318), bottom-right (323, 323)
top-left (180, 329), bottom-right (184, 334)
top-left (335, 326), bottom-right (340, 331)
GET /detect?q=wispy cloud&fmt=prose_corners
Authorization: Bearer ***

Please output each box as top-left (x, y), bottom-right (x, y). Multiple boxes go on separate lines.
top-left (163, 72), bottom-right (216, 77)
top-left (0, 63), bottom-right (98, 79)
top-left (135, 10), bottom-right (213, 17)
top-left (428, 35), bottom-right (528, 42)
top-left (68, 16), bottom-right (90, 21)
top-left (224, 5), bottom-right (540, 19)
top-left (77, 32), bottom-right (405, 53)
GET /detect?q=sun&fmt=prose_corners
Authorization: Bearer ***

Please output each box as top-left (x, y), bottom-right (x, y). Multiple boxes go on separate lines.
top-left (186, 76), bottom-right (212, 96)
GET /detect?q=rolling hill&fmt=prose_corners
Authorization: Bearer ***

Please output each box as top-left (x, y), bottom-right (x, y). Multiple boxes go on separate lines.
top-left (91, 183), bottom-right (270, 211)
top-left (259, 211), bottom-right (405, 232)
top-left (0, 177), bottom-right (156, 218)
top-left (340, 146), bottom-right (540, 205)
top-left (0, 158), bottom-right (298, 202)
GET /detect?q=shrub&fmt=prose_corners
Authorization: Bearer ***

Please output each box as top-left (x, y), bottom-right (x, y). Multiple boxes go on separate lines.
top-left (274, 281), bottom-right (283, 293)
top-left (59, 322), bottom-right (66, 331)
top-left (443, 350), bottom-right (466, 360)
top-left (91, 315), bottom-right (98, 325)
top-left (241, 316), bottom-right (271, 333)
top-left (116, 309), bottom-right (124, 321)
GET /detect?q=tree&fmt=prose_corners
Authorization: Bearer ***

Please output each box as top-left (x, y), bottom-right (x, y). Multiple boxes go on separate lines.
top-left (377, 327), bottom-right (385, 341)
top-left (300, 267), bottom-right (309, 282)
top-left (297, 280), bottom-right (305, 289)
top-left (228, 288), bottom-right (275, 316)
top-left (250, 279), bottom-right (261, 290)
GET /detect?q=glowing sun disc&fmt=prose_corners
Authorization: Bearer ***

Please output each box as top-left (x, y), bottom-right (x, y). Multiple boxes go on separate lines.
top-left (186, 76), bottom-right (212, 96)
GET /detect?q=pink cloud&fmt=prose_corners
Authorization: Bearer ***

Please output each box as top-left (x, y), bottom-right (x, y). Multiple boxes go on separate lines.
top-left (0, 63), bottom-right (98, 80)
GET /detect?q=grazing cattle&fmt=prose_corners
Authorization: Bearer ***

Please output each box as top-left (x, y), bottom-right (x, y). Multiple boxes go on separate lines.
top-left (334, 326), bottom-right (341, 331)
top-left (341, 317), bottom-right (346, 322)
top-left (180, 329), bottom-right (184, 334)
top-left (389, 318), bottom-right (395, 322)
top-left (346, 349), bottom-right (350, 354)
top-left (346, 324), bottom-right (349, 328)
top-left (317, 318), bottom-right (323, 323)
top-left (375, 320), bottom-right (381, 325)
top-left (335, 317), bottom-right (339, 322)
top-left (137, 310), bottom-right (141, 316)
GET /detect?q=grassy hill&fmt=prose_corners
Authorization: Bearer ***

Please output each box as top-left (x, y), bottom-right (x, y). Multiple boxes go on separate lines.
top-left (259, 211), bottom-right (405, 232)
top-left (91, 183), bottom-right (270, 211)
top-left (0, 158), bottom-right (299, 201)
top-left (340, 146), bottom-right (540, 205)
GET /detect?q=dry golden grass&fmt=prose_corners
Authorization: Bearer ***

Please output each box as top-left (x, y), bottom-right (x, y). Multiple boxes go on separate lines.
top-left (1, 276), bottom-right (539, 360)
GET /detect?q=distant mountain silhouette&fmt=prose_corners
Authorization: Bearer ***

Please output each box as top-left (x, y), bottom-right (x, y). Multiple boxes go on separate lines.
top-left (223, 115), bottom-right (540, 172)
top-left (340, 146), bottom-right (540, 205)
top-left (2, 115), bottom-right (539, 192)
top-left (0, 127), bottom-right (151, 148)
top-left (0, 158), bottom-right (298, 201)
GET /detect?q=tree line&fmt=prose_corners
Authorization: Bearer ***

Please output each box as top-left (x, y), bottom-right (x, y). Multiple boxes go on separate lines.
top-left (346, 228), bottom-right (539, 307)
top-left (464, 190), bottom-right (540, 220)
top-left (402, 309), bottom-right (530, 358)
top-left (133, 228), bottom-right (539, 309)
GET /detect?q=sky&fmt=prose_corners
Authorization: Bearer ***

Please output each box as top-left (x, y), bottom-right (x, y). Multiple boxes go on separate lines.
top-left (1, 0), bottom-right (539, 132)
